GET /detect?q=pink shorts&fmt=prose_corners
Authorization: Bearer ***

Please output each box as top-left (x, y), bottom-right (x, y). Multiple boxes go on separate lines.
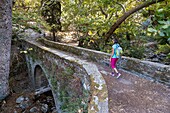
top-left (110, 58), bottom-right (118, 69)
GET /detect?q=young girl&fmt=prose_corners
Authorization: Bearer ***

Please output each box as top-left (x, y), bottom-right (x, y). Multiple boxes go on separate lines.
top-left (110, 38), bottom-right (121, 78)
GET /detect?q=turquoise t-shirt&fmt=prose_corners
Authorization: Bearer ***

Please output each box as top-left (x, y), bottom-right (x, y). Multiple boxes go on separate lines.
top-left (112, 44), bottom-right (120, 58)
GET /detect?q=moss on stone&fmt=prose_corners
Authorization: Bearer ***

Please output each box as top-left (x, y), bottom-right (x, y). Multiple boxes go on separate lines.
top-left (50, 75), bottom-right (58, 92)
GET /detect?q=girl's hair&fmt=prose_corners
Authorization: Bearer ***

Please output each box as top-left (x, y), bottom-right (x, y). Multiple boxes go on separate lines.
top-left (113, 38), bottom-right (118, 44)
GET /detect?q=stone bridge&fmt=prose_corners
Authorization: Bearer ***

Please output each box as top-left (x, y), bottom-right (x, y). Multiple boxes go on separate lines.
top-left (22, 38), bottom-right (170, 113)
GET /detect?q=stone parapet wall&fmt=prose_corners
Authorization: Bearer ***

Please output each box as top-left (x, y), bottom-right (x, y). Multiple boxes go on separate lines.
top-left (39, 38), bottom-right (109, 64)
top-left (118, 57), bottom-right (170, 85)
top-left (39, 38), bottom-right (170, 86)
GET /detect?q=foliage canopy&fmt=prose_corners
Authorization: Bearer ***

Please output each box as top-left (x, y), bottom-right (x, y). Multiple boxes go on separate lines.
top-left (12, 0), bottom-right (170, 63)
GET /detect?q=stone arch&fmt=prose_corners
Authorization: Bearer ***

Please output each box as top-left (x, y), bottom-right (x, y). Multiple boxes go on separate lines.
top-left (34, 65), bottom-right (49, 89)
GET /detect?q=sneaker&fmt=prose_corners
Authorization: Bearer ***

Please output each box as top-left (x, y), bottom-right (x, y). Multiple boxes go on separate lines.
top-left (116, 73), bottom-right (121, 78)
top-left (111, 72), bottom-right (115, 77)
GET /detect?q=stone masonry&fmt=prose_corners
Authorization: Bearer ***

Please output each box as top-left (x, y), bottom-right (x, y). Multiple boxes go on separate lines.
top-left (22, 39), bottom-right (108, 113)
top-left (39, 38), bottom-right (170, 86)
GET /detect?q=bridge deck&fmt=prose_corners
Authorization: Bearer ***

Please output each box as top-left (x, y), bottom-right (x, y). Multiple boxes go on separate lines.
top-left (27, 40), bottom-right (170, 113)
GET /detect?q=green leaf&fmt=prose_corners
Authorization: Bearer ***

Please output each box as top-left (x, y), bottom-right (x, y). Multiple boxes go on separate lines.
top-left (167, 20), bottom-right (170, 25)
top-left (168, 38), bottom-right (170, 42)
top-left (147, 28), bottom-right (157, 32)
top-left (28, 48), bottom-right (33, 51)
top-left (158, 31), bottom-right (165, 37)
top-left (158, 21), bottom-right (166, 24)
top-left (157, 8), bottom-right (164, 13)
top-left (162, 25), bottom-right (169, 29)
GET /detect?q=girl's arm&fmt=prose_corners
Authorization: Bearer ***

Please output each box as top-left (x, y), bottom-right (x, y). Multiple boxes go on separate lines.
top-left (110, 48), bottom-right (114, 60)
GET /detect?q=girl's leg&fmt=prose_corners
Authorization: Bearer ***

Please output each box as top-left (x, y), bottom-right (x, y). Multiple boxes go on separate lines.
top-left (111, 58), bottom-right (118, 76)
top-left (113, 67), bottom-right (118, 73)
top-left (111, 58), bottom-right (121, 78)
top-left (113, 58), bottom-right (119, 73)
top-left (115, 58), bottom-right (121, 78)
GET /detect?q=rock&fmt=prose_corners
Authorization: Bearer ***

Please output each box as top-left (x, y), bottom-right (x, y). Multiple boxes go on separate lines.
top-left (46, 96), bottom-right (53, 103)
top-left (41, 104), bottom-right (48, 113)
top-left (18, 28), bottom-right (44, 40)
top-left (151, 58), bottom-right (159, 62)
top-left (52, 109), bottom-right (57, 113)
top-left (25, 97), bottom-right (29, 101)
top-left (16, 96), bottom-right (24, 104)
top-left (149, 54), bottom-right (157, 59)
top-left (159, 53), bottom-right (167, 57)
top-left (14, 110), bottom-right (17, 113)
top-left (30, 107), bottom-right (39, 113)
top-left (25, 29), bottom-right (42, 39)
top-left (19, 101), bottom-right (30, 110)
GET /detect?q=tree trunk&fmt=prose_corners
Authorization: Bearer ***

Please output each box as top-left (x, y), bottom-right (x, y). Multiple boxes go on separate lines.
top-left (53, 31), bottom-right (56, 41)
top-left (0, 0), bottom-right (12, 101)
top-left (105, 0), bottom-right (165, 42)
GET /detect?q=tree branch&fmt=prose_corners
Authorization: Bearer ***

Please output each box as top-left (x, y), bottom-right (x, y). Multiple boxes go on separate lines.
top-left (115, 2), bottom-right (126, 13)
top-left (105, 0), bottom-right (165, 41)
top-left (99, 6), bottom-right (108, 19)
